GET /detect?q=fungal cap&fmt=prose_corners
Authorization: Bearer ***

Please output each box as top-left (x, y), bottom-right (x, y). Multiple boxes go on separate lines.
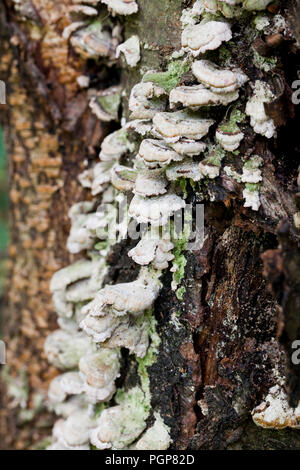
top-left (101, 0), bottom-right (139, 16)
top-left (129, 82), bottom-right (167, 120)
top-left (181, 21), bottom-right (232, 56)
top-left (192, 60), bottom-right (248, 93)
top-left (169, 84), bottom-right (239, 108)
top-left (134, 169), bottom-right (168, 196)
top-left (111, 164), bottom-right (137, 191)
top-left (166, 160), bottom-right (203, 182)
top-left (129, 193), bottom-right (186, 226)
top-left (138, 139), bottom-right (183, 167)
top-left (153, 111), bottom-right (214, 142)
top-left (116, 35), bottom-right (140, 67)
top-left (215, 129), bottom-right (244, 152)
top-left (134, 413), bottom-right (172, 450)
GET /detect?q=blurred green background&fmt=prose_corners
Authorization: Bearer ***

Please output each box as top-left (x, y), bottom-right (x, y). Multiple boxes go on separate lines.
top-left (0, 125), bottom-right (8, 304)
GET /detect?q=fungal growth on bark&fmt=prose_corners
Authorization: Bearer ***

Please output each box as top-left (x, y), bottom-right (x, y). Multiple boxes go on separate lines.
top-left (1, 0), bottom-right (300, 453)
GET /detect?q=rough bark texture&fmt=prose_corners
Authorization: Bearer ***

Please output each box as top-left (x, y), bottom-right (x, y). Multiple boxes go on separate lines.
top-left (1, 0), bottom-right (300, 450)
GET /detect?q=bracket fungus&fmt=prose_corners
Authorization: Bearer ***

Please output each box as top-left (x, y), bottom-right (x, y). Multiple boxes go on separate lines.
top-left (111, 164), bottom-right (137, 192)
top-left (78, 161), bottom-right (114, 195)
top-left (67, 203), bottom-right (106, 254)
top-left (153, 111), bottom-right (214, 142)
top-left (101, 0), bottom-right (138, 16)
top-left (252, 385), bottom-right (300, 429)
top-left (243, 184), bottom-right (261, 211)
top-left (116, 35), bottom-right (140, 67)
top-left (245, 80), bottom-right (276, 138)
top-left (129, 193), bottom-right (186, 226)
top-left (137, 139), bottom-right (183, 168)
top-left (128, 230), bottom-right (174, 270)
top-left (44, 330), bottom-right (94, 370)
top-left (192, 60), bottom-right (248, 94)
top-left (169, 139), bottom-right (206, 157)
top-left (166, 160), bottom-right (203, 182)
top-left (242, 155), bottom-right (263, 183)
top-left (50, 411), bottom-right (96, 450)
top-left (90, 387), bottom-right (148, 449)
top-left (129, 82), bottom-right (167, 120)
top-left (216, 128), bottom-right (244, 152)
top-left (169, 84), bottom-right (239, 108)
top-left (79, 349), bottom-right (120, 403)
top-left (69, 17), bottom-right (119, 60)
top-left (50, 257), bottom-right (106, 319)
top-left (134, 170), bottom-right (168, 197)
top-left (89, 86), bottom-right (122, 122)
top-left (100, 127), bottom-right (133, 162)
top-left (82, 269), bottom-right (161, 317)
top-left (134, 413), bottom-right (172, 450)
top-left (181, 21), bottom-right (232, 56)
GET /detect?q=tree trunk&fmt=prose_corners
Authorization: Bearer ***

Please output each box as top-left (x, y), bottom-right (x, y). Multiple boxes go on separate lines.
top-left (1, 0), bottom-right (300, 451)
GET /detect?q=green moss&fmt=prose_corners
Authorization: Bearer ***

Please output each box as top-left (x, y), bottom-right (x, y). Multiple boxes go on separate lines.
top-left (143, 60), bottom-right (189, 93)
top-left (176, 286), bottom-right (186, 300)
top-left (253, 49), bottom-right (277, 72)
top-left (245, 183), bottom-right (260, 192)
top-left (134, 310), bottom-right (161, 413)
top-left (171, 221), bottom-right (191, 290)
top-left (97, 89), bottom-right (122, 120)
top-left (219, 109), bottom-right (246, 134)
top-left (206, 146), bottom-right (226, 167)
top-left (94, 402), bottom-right (108, 419)
top-left (179, 178), bottom-right (188, 198)
top-left (34, 437), bottom-right (53, 450)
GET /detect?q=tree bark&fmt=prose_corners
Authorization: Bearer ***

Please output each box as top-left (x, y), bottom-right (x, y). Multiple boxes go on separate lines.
top-left (1, 0), bottom-right (300, 450)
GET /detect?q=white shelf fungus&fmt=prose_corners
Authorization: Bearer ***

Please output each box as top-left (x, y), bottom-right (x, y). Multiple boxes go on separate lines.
top-left (78, 161), bottom-right (114, 195)
top-left (50, 410), bottom-right (96, 450)
top-left (166, 160), bottom-right (203, 182)
top-left (104, 316), bottom-right (150, 358)
top-left (245, 80), bottom-right (276, 138)
top-left (128, 230), bottom-right (174, 270)
top-left (82, 269), bottom-right (161, 317)
top-left (100, 128), bottom-right (133, 162)
top-left (129, 82), bottom-right (167, 120)
top-left (69, 18), bottom-right (119, 60)
top-left (252, 385), bottom-right (300, 429)
top-left (153, 111), bottom-right (214, 142)
top-left (181, 21), bottom-right (232, 56)
top-left (89, 86), bottom-right (122, 122)
top-left (134, 170), bottom-right (168, 197)
top-left (216, 128), bottom-right (244, 152)
top-left (44, 330), bottom-right (94, 370)
top-left (134, 413), bottom-right (172, 450)
top-left (79, 349), bottom-right (120, 403)
top-left (80, 312), bottom-right (121, 343)
top-left (129, 193), bottom-right (186, 226)
top-left (67, 203), bottom-right (108, 254)
top-left (111, 164), bottom-right (137, 191)
top-left (199, 159), bottom-right (220, 179)
top-left (116, 35), bottom-right (140, 67)
top-left (101, 0), bottom-right (138, 16)
top-left (137, 139), bottom-right (183, 167)
top-left (243, 184), bottom-right (261, 211)
top-left (192, 60), bottom-right (248, 94)
top-left (170, 84), bottom-right (239, 108)
top-left (242, 155), bottom-right (263, 183)
top-left (170, 139), bottom-right (206, 157)
top-left (90, 387), bottom-right (147, 449)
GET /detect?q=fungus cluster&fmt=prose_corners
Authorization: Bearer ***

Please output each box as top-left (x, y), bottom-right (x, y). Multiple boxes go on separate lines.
top-left (45, 0), bottom-right (280, 449)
